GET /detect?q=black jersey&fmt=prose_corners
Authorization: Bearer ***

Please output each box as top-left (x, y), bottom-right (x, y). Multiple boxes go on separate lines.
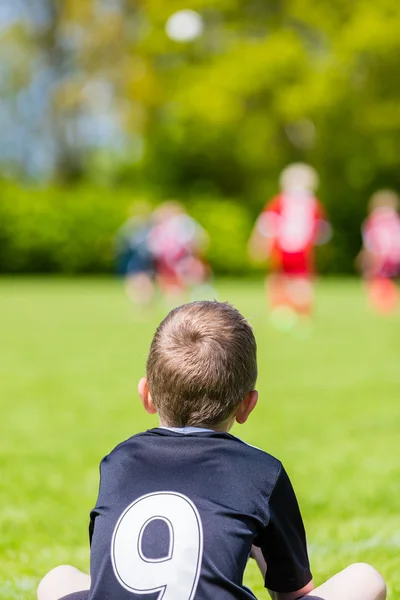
top-left (88, 428), bottom-right (312, 600)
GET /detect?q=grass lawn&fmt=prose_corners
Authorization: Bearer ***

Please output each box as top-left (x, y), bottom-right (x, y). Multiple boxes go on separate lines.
top-left (0, 277), bottom-right (399, 599)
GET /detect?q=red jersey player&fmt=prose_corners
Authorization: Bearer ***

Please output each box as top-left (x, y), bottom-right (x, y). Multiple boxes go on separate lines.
top-left (249, 163), bottom-right (330, 331)
top-left (357, 190), bottom-right (400, 314)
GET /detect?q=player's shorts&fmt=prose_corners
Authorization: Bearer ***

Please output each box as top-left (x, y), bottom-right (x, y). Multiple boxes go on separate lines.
top-left (156, 259), bottom-right (185, 290)
top-left (279, 250), bottom-right (312, 275)
top-left (126, 253), bottom-right (154, 276)
top-left (374, 259), bottom-right (400, 279)
top-left (59, 592), bottom-right (89, 600)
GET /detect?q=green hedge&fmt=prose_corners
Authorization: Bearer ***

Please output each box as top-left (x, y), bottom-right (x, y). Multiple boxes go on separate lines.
top-left (189, 197), bottom-right (256, 275)
top-left (0, 183), bottom-right (354, 275)
top-left (0, 185), bottom-right (124, 273)
top-left (0, 185), bottom-right (263, 275)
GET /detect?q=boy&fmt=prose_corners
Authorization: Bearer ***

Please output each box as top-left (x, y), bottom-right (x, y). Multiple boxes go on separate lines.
top-left (38, 301), bottom-right (386, 600)
top-left (249, 164), bottom-right (330, 331)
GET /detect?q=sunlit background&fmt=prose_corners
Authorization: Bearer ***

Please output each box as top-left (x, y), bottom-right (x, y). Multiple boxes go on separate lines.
top-left (1, 0), bottom-right (400, 273)
top-left (1, 1), bottom-right (400, 599)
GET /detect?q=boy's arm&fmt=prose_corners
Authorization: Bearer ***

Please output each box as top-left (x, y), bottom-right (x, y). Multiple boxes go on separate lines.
top-left (251, 547), bottom-right (314, 600)
top-left (268, 580), bottom-right (315, 600)
top-left (256, 465), bottom-right (313, 597)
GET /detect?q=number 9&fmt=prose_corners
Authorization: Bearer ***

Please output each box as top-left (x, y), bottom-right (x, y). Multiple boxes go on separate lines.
top-left (111, 492), bottom-right (203, 600)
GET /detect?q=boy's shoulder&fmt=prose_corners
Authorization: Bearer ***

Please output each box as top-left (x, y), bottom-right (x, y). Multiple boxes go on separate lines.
top-left (101, 428), bottom-right (283, 484)
top-left (95, 430), bottom-right (290, 524)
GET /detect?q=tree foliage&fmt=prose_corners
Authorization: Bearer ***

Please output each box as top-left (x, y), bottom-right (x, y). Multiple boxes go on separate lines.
top-left (1, 0), bottom-right (400, 271)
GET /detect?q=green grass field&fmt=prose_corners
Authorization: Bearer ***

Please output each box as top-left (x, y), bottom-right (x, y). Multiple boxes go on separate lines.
top-left (1, 277), bottom-right (399, 599)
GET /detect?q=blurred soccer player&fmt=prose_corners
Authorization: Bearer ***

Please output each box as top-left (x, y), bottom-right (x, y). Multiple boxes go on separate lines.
top-left (357, 190), bottom-right (400, 314)
top-left (148, 201), bottom-right (212, 304)
top-left (249, 163), bottom-right (331, 331)
top-left (115, 201), bottom-right (155, 308)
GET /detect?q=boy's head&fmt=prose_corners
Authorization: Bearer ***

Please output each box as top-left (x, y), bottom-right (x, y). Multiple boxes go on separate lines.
top-left (141, 301), bottom-right (258, 428)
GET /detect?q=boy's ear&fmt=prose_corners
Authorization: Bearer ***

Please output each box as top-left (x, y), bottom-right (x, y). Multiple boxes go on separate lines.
top-left (235, 390), bottom-right (258, 425)
top-left (138, 377), bottom-right (157, 415)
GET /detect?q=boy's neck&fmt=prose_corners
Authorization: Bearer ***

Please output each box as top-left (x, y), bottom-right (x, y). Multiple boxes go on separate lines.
top-left (158, 418), bottom-right (234, 433)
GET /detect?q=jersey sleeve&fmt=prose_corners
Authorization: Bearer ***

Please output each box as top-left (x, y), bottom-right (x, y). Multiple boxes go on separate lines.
top-left (257, 465), bottom-right (312, 593)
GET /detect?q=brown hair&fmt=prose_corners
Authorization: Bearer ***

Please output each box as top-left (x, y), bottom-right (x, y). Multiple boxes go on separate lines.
top-left (147, 301), bottom-right (257, 427)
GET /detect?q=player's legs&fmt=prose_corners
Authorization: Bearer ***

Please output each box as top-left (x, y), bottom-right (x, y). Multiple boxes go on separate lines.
top-left (279, 251), bottom-right (315, 316)
top-left (286, 276), bottom-right (314, 316)
top-left (267, 274), bottom-right (314, 334)
top-left (302, 563), bottom-right (386, 600)
top-left (267, 274), bottom-right (287, 309)
top-left (125, 272), bottom-right (155, 307)
top-left (37, 565), bottom-right (90, 600)
top-left (366, 277), bottom-right (398, 314)
top-left (182, 257), bottom-right (216, 301)
top-left (267, 275), bottom-right (298, 331)
top-left (157, 263), bottom-right (186, 305)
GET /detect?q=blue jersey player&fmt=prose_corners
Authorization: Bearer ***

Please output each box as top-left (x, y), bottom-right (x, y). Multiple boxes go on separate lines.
top-left (38, 301), bottom-right (386, 600)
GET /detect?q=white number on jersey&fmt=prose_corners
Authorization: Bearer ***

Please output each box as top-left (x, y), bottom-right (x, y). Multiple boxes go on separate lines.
top-left (111, 492), bottom-right (203, 600)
